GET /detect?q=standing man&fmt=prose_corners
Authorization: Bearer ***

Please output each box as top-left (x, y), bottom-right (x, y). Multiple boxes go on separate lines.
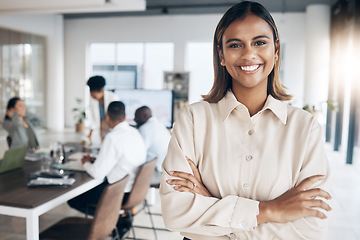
top-left (134, 106), bottom-right (171, 173)
top-left (68, 101), bottom-right (146, 235)
top-left (87, 75), bottom-right (118, 145)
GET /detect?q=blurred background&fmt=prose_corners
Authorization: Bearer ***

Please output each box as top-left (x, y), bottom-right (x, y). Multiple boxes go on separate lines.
top-left (0, 0), bottom-right (359, 239)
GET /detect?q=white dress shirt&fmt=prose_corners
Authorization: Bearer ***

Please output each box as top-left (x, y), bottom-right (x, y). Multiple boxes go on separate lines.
top-left (138, 117), bottom-right (171, 172)
top-left (160, 90), bottom-right (330, 240)
top-left (84, 121), bottom-right (146, 192)
top-left (87, 90), bottom-right (119, 145)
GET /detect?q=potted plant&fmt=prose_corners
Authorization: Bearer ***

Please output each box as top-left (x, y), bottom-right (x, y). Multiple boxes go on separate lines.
top-left (302, 99), bottom-right (338, 120)
top-left (72, 98), bottom-right (86, 133)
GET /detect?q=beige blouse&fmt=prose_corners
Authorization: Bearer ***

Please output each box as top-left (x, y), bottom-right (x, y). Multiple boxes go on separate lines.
top-left (160, 91), bottom-right (330, 240)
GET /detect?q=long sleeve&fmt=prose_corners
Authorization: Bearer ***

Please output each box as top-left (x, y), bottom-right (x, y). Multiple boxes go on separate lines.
top-left (3, 113), bottom-right (32, 149)
top-left (84, 122), bottom-right (146, 192)
top-left (160, 108), bottom-right (259, 238)
top-left (83, 135), bottom-right (118, 180)
top-left (236, 120), bottom-right (330, 240)
top-left (3, 112), bottom-right (21, 133)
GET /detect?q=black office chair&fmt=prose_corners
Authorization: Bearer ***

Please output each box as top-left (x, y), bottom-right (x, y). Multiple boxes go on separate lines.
top-left (6, 136), bottom-right (12, 148)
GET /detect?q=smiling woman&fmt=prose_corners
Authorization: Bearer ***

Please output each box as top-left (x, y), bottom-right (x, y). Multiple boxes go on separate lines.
top-left (160, 1), bottom-right (331, 240)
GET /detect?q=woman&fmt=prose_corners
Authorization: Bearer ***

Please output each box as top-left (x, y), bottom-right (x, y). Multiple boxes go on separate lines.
top-left (3, 97), bottom-right (39, 150)
top-left (86, 75), bottom-right (118, 145)
top-left (160, 1), bottom-right (331, 239)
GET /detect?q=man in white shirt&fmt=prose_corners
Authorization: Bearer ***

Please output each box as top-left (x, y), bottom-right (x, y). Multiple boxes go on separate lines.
top-left (68, 101), bottom-right (146, 235)
top-left (134, 106), bottom-right (171, 173)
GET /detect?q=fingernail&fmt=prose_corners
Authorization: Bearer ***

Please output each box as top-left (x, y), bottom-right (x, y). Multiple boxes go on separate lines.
top-left (169, 171), bottom-right (174, 175)
top-left (174, 186), bottom-right (179, 190)
top-left (166, 180), bottom-right (172, 184)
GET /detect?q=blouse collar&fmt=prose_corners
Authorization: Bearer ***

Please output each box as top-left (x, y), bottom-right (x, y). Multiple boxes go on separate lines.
top-left (218, 90), bottom-right (288, 125)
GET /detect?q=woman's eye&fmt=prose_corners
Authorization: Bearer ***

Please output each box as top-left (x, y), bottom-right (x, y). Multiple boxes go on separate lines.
top-left (255, 41), bottom-right (266, 46)
top-left (229, 43), bottom-right (241, 48)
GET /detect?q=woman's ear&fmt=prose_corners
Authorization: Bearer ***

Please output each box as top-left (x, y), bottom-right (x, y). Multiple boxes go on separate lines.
top-left (217, 45), bottom-right (225, 66)
top-left (275, 40), bottom-right (280, 60)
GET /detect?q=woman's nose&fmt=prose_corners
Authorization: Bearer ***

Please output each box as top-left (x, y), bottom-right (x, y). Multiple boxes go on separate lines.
top-left (241, 46), bottom-right (256, 60)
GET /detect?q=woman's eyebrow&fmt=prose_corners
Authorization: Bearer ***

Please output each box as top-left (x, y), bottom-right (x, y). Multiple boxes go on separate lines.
top-left (253, 35), bottom-right (270, 40)
top-left (225, 35), bottom-right (270, 44)
top-left (225, 38), bottom-right (241, 44)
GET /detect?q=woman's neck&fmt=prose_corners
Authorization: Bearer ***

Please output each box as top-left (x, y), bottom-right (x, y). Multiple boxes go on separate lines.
top-left (233, 88), bottom-right (267, 117)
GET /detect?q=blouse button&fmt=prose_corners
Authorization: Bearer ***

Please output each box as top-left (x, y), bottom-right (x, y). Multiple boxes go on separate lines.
top-left (229, 233), bottom-right (238, 239)
top-left (243, 183), bottom-right (250, 190)
top-left (246, 155), bottom-right (253, 161)
top-left (248, 129), bottom-right (254, 135)
top-left (239, 222), bottom-right (247, 228)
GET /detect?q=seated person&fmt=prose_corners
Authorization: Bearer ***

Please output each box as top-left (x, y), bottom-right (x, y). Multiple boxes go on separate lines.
top-left (3, 97), bottom-right (39, 150)
top-left (134, 106), bottom-right (171, 179)
top-left (68, 101), bottom-right (146, 235)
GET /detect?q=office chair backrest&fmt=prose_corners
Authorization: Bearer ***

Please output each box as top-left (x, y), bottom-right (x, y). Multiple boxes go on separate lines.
top-left (6, 136), bottom-right (11, 148)
top-left (88, 175), bottom-right (129, 240)
top-left (122, 158), bottom-right (157, 209)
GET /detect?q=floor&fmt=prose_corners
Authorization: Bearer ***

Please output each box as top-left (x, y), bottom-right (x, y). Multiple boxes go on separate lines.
top-left (0, 129), bottom-right (359, 239)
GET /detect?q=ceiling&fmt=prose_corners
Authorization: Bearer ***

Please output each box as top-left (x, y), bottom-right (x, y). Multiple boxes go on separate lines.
top-left (64, 0), bottom-right (336, 19)
top-left (0, 0), bottom-right (146, 15)
top-left (0, 0), bottom-right (336, 18)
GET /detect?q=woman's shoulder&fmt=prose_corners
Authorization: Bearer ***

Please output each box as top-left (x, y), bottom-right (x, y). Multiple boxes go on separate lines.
top-left (286, 104), bottom-right (319, 128)
top-left (180, 100), bottom-right (216, 118)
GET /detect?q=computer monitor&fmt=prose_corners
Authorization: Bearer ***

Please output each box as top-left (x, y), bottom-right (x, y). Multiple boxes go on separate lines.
top-left (114, 89), bottom-right (174, 128)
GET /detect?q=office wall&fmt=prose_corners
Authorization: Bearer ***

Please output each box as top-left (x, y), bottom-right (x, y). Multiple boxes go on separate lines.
top-left (0, 14), bottom-right (65, 131)
top-left (64, 13), bottom-right (307, 127)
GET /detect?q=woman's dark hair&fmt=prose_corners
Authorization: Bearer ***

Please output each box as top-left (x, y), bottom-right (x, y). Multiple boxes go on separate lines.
top-left (87, 75), bottom-right (106, 92)
top-left (203, 1), bottom-right (292, 103)
top-left (107, 101), bottom-right (126, 122)
top-left (5, 97), bottom-right (21, 120)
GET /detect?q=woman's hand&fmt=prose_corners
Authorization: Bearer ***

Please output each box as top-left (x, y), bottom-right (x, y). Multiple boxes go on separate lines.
top-left (257, 175), bottom-right (332, 224)
top-left (6, 109), bottom-right (13, 118)
top-left (166, 156), bottom-right (213, 197)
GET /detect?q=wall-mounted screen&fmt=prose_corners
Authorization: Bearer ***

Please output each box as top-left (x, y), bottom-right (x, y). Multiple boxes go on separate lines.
top-left (114, 89), bottom-right (174, 128)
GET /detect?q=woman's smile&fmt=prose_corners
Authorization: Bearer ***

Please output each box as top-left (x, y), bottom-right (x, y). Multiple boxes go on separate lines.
top-left (239, 64), bottom-right (262, 72)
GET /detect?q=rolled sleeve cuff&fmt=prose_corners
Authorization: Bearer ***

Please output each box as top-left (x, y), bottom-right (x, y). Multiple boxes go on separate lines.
top-left (230, 197), bottom-right (259, 231)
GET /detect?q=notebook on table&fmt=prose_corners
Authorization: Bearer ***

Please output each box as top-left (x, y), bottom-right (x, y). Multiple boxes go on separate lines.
top-left (0, 146), bottom-right (28, 173)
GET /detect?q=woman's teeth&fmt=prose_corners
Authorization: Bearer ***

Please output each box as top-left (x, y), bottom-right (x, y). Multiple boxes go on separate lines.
top-left (240, 65), bottom-right (260, 71)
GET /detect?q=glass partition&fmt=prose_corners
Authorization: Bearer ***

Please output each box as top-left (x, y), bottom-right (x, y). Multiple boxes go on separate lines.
top-left (0, 28), bottom-right (46, 128)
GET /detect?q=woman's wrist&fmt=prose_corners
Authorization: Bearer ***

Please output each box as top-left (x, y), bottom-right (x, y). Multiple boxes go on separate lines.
top-left (257, 201), bottom-right (274, 225)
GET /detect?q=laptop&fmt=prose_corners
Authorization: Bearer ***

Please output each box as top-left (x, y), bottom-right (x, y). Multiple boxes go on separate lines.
top-left (0, 146), bottom-right (28, 173)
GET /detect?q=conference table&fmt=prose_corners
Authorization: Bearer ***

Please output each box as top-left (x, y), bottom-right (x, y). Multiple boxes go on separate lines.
top-left (0, 146), bottom-right (102, 240)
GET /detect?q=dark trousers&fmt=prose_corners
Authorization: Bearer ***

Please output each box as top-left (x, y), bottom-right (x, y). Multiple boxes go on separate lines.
top-left (183, 238), bottom-right (191, 240)
top-left (68, 179), bottom-right (129, 216)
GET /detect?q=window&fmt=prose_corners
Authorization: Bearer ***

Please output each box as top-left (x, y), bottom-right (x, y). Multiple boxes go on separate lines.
top-left (90, 42), bottom-right (174, 90)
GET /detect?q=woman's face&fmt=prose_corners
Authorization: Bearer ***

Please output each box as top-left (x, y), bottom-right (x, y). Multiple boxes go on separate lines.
top-left (219, 14), bottom-right (278, 94)
top-left (90, 89), bottom-right (104, 101)
top-left (14, 100), bottom-right (27, 117)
